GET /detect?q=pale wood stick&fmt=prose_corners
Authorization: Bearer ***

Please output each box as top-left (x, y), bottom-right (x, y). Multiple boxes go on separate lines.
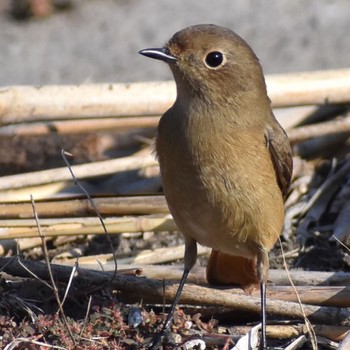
top-left (1, 105), bottom-right (347, 140)
top-left (266, 69), bottom-right (350, 107)
top-left (0, 195), bottom-right (168, 219)
top-left (231, 324), bottom-right (349, 342)
top-left (0, 182), bottom-right (68, 202)
top-left (54, 244), bottom-right (210, 266)
top-left (338, 329), bottom-right (350, 350)
top-left (54, 258), bottom-right (350, 307)
top-left (288, 113), bottom-right (350, 144)
top-left (0, 82), bottom-right (175, 123)
top-left (4, 108), bottom-right (350, 141)
top-left (263, 285), bottom-right (350, 307)
top-left (0, 257), bottom-right (349, 326)
top-left (0, 69), bottom-right (349, 125)
top-left (54, 262), bottom-right (350, 287)
top-left (18, 237), bottom-right (53, 251)
top-left (0, 215), bottom-right (177, 239)
top-left (59, 262), bottom-right (208, 285)
top-left (0, 116), bottom-right (160, 136)
top-left (115, 244), bottom-right (207, 265)
top-left (0, 152), bottom-right (157, 191)
top-left (54, 258), bottom-right (350, 308)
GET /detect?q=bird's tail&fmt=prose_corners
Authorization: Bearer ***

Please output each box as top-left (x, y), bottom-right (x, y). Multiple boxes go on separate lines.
top-left (206, 250), bottom-right (259, 294)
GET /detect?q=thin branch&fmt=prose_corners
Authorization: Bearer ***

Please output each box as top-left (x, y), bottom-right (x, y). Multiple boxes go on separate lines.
top-left (279, 237), bottom-right (318, 350)
top-left (78, 295), bottom-right (93, 341)
top-left (30, 195), bottom-right (76, 345)
top-left (61, 262), bottom-right (78, 307)
top-left (16, 257), bottom-right (53, 290)
top-left (61, 149), bottom-right (118, 292)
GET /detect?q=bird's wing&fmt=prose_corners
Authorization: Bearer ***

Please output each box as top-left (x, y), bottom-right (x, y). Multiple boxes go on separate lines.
top-left (206, 120), bottom-right (293, 292)
top-left (265, 122), bottom-right (293, 201)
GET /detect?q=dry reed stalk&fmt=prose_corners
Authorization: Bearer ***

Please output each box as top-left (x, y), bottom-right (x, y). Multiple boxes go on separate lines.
top-left (0, 195), bottom-right (168, 218)
top-left (0, 69), bottom-right (349, 125)
top-left (0, 183), bottom-right (68, 203)
top-left (288, 112), bottom-right (350, 144)
top-left (0, 82), bottom-right (175, 123)
top-left (0, 214), bottom-right (177, 239)
top-left (0, 152), bottom-right (157, 191)
top-left (266, 69), bottom-right (350, 106)
top-left (0, 116), bottom-right (160, 136)
top-left (3, 109), bottom-right (350, 143)
top-left (54, 244), bottom-right (210, 266)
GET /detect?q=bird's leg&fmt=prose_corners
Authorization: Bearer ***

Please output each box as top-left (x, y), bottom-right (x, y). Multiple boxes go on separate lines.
top-left (257, 247), bottom-right (269, 350)
top-left (260, 281), bottom-right (267, 350)
top-left (149, 238), bottom-right (197, 350)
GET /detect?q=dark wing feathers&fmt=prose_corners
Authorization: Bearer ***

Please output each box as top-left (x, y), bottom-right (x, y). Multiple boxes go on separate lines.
top-left (265, 123), bottom-right (293, 200)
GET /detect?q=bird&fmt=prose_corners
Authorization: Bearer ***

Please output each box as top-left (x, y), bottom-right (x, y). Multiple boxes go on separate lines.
top-left (139, 24), bottom-right (293, 350)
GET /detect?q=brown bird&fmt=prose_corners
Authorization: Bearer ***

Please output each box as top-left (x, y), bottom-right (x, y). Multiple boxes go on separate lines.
top-left (139, 24), bottom-right (292, 349)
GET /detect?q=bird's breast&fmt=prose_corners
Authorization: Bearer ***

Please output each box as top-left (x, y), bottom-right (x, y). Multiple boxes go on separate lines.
top-left (156, 110), bottom-right (284, 256)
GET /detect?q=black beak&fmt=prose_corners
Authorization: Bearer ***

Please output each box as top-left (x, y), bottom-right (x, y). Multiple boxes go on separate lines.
top-left (139, 48), bottom-right (177, 63)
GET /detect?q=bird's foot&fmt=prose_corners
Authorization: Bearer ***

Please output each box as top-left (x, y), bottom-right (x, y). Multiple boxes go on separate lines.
top-left (148, 329), bottom-right (169, 350)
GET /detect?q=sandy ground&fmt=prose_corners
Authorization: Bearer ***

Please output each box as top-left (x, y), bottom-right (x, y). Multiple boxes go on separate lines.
top-left (0, 0), bottom-right (349, 86)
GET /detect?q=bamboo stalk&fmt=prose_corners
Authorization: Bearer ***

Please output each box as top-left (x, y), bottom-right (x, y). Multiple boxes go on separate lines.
top-left (0, 215), bottom-right (177, 239)
top-left (0, 69), bottom-right (349, 125)
top-left (0, 195), bottom-right (168, 218)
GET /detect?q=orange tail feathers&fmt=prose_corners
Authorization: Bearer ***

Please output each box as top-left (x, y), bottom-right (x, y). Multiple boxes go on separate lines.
top-left (206, 250), bottom-right (259, 294)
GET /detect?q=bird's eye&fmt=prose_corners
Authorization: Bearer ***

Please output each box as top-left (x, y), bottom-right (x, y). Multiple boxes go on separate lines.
top-left (205, 51), bottom-right (224, 68)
